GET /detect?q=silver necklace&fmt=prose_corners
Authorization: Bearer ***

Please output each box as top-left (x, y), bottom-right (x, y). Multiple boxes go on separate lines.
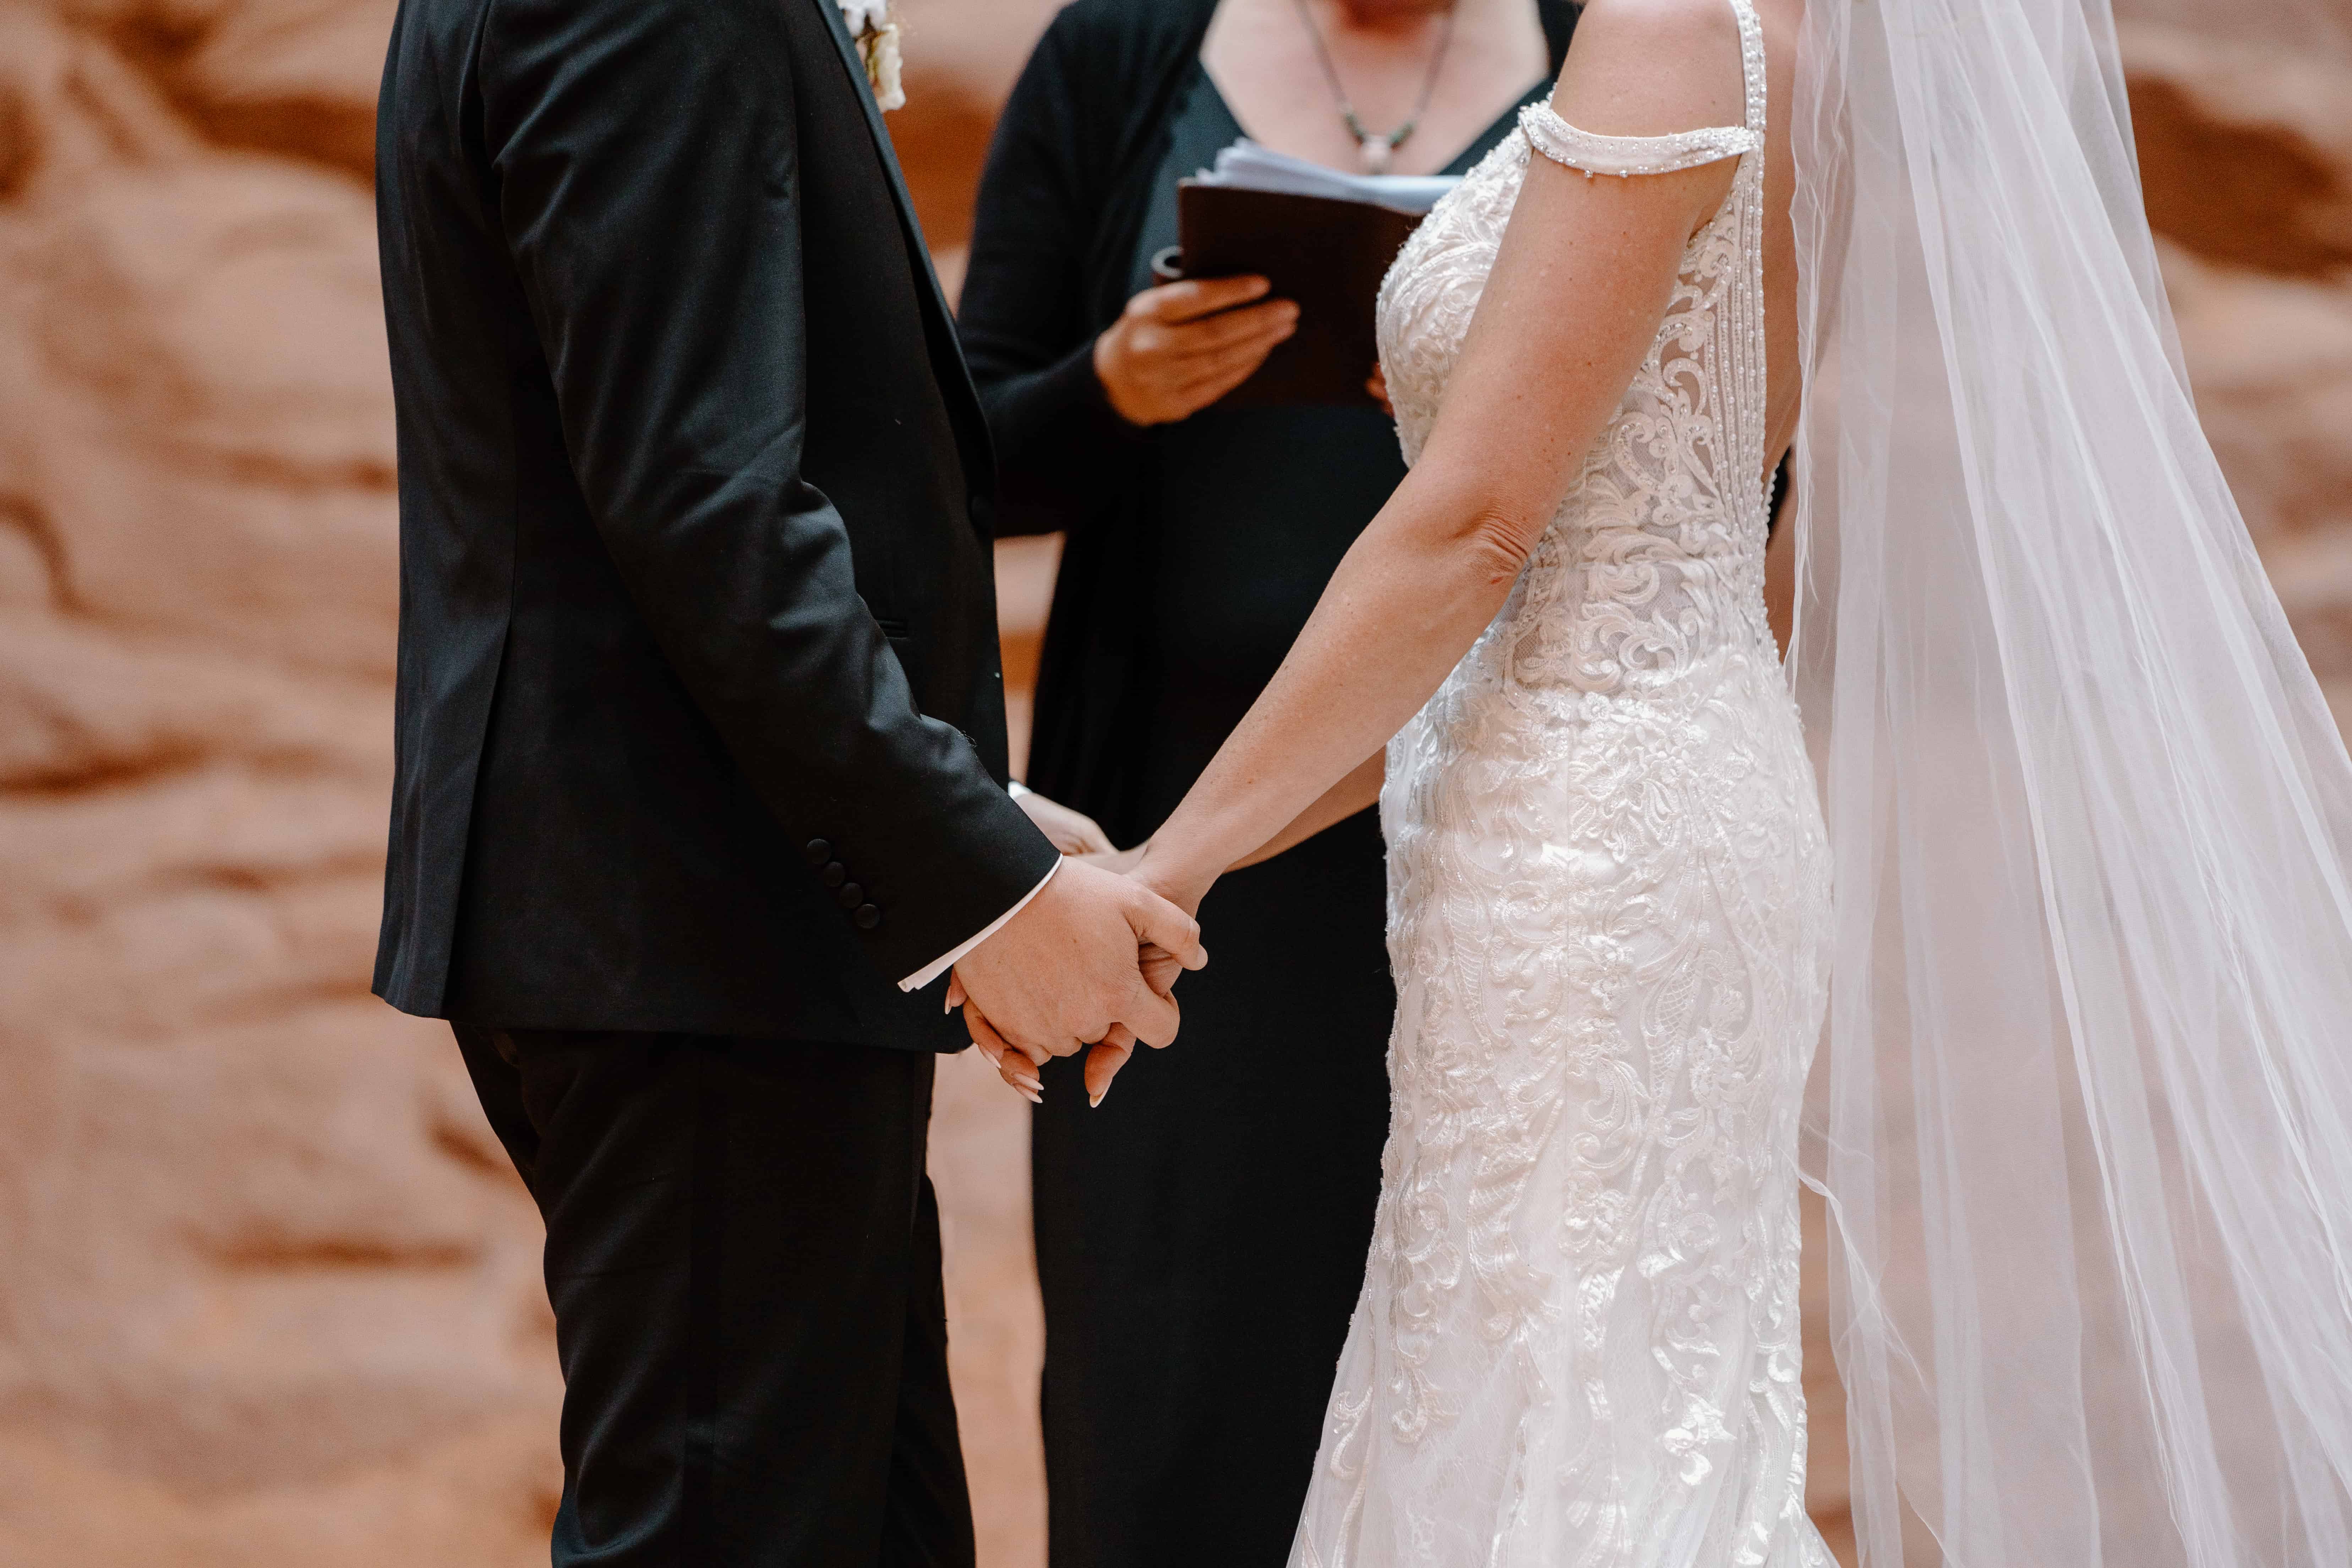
top-left (1288, 0), bottom-right (1460, 175)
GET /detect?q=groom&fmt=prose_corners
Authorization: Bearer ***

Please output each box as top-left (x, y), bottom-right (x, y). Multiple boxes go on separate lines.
top-left (372, 0), bottom-right (1201, 1561)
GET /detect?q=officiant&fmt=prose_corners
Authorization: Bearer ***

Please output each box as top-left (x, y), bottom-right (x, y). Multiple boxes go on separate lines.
top-left (957, 1), bottom-right (1577, 1562)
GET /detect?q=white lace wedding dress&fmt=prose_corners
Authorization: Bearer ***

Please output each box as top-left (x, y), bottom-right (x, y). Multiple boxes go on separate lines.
top-left (1292, 4), bottom-right (1834, 1562)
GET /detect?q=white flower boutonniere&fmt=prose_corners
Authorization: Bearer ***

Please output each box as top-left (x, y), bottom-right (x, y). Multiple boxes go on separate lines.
top-left (837, 0), bottom-right (906, 112)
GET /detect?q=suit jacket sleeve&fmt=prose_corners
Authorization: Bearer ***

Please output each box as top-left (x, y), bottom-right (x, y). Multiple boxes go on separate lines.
top-left (477, 0), bottom-right (1060, 980)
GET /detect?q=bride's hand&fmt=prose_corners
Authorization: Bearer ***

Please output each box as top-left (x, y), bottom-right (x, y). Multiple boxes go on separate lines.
top-left (1072, 937), bottom-right (1189, 1107)
top-left (1129, 837), bottom-right (1219, 921)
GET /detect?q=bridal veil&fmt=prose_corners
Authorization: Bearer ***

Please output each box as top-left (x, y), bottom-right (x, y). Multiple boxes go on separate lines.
top-left (1786, 0), bottom-right (2352, 1561)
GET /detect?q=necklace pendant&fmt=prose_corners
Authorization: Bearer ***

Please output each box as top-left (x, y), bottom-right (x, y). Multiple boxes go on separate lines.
top-left (1360, 137), bottom-right (1393, 175)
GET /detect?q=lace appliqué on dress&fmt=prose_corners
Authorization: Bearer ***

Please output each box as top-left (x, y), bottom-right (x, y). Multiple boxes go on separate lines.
top-left (1290, 2), bottom-right (1837, 1565)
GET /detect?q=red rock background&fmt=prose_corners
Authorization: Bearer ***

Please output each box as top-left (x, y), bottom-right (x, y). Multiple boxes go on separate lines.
top-left (0, 1), bottom-right (2345, 1563)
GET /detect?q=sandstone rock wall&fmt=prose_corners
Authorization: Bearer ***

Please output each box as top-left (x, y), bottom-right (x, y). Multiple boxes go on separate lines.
top-left (2127, 16), bottom-right (2352, 723)
top-left (0, 2), bottom-right (560, 1562)
top-left (0, 2), bottom-right (2345, 1565)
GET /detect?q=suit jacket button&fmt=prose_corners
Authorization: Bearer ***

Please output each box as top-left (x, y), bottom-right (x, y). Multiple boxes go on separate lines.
top-left (853, 903), bottom-right (882, 931)
top-left (837, 883), bottom-right (864, 910)
top-left (804, 838), bottom-right (832, 867)
top-left (821, 861), bottom-right (848, 889)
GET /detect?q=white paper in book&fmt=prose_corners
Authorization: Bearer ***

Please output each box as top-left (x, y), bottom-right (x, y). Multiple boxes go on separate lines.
top-left (1188, 140), bottom-right (1459, 214)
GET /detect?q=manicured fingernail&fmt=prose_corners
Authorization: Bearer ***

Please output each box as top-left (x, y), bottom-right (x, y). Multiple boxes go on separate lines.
top-left (1022, 1086), bottom-right (1043, 1105)
top-left (1089, 1089), bottom-right (1105, 1108)
top-left (1010, 1072), bottom-right (1041, 1094)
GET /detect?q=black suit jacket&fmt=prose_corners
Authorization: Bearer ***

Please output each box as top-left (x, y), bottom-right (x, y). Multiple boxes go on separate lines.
top-left (372, 0), bottom-right (1058, 1048)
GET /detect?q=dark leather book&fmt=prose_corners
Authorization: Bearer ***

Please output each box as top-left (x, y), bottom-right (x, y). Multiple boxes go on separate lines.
top-left (1173, 182), bottom-right (1425, 411)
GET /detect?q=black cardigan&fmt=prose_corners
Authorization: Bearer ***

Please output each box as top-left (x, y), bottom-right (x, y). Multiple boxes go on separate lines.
top-left (960, 0), bottom-right (1581, 818)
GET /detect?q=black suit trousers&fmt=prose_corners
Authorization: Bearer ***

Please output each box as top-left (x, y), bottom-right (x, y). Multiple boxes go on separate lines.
top-left (455, 1026), bottom-right (975, 1568)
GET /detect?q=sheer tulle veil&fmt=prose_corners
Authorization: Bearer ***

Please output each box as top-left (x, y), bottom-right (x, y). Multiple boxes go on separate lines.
top-left (1785, 0), bottom-right (2352, 1561)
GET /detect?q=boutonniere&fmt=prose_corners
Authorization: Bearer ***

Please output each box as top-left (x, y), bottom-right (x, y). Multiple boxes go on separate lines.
top-left (837, 0), bottom-right (906, 112)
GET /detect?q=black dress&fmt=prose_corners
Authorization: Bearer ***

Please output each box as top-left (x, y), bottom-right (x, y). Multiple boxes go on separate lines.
top-left (958, 9), bottom-right (1578, 1564)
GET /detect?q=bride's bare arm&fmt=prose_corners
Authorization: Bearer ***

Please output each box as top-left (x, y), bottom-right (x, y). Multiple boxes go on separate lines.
top-left (1228, 750), bottom-right (1386, 872)
top-left (1134, 0), bottom-right (1749, 913)
top-left (1078, 751), bottom-right (1378, 877)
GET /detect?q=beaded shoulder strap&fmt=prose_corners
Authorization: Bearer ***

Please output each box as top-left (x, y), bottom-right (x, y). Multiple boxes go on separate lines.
top-left (1520, 0), bottom-right (1764, 179)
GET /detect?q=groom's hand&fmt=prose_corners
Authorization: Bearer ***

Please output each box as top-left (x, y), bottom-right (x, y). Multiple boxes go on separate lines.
top-left (951, 859), bottom-right (1207, 1067)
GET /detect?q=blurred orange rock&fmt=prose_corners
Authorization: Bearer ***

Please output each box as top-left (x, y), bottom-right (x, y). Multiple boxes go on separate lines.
top-left (0, 1), bottom-right (2347, 1566)
top-left (2122, 16), bottom-right (2352, 726)
top-left (0, 3), bottom-right (557, 1563)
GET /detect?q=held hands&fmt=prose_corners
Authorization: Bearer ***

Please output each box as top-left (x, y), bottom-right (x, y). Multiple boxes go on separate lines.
top-left (954, 830), bottom-right (1221, 1105)
top-left (964, 760), bottom-right (1378, 1100)
top-left (1094, 275), bottom-right (1299, 427)
top-left (949, 857), bottom-right (1206, 1107)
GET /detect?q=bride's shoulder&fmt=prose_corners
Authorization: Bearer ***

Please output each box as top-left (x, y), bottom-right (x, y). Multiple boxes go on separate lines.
top-left (1568, 0), bottom-right (1743, 50)
top-left (1552, 0), bottom-right (1747, 137)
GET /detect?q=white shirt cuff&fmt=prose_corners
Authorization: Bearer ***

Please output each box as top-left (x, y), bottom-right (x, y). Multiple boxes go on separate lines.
top-left (896, 859), bottom-right (1060, 992)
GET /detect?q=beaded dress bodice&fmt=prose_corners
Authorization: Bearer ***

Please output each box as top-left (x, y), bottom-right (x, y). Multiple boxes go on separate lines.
top-left (1378, 47), bottom-right (1772, 710)
top-left (1288, 3), bottom-right (1836, 1563)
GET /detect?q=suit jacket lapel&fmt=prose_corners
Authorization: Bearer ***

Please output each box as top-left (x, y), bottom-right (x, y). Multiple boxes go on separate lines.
top-left (807, 0), bottom-right (997, 503)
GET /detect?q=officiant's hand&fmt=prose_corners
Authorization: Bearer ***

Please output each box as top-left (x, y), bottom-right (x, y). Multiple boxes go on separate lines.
top-left (1095, 275), bottom-right (1299, 427)
top-left (950, 858), bottom-right (1206, 1095)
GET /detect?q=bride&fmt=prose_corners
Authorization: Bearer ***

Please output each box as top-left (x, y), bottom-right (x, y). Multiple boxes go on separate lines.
top-left (964, 0), bottom-right (2352, 1559)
